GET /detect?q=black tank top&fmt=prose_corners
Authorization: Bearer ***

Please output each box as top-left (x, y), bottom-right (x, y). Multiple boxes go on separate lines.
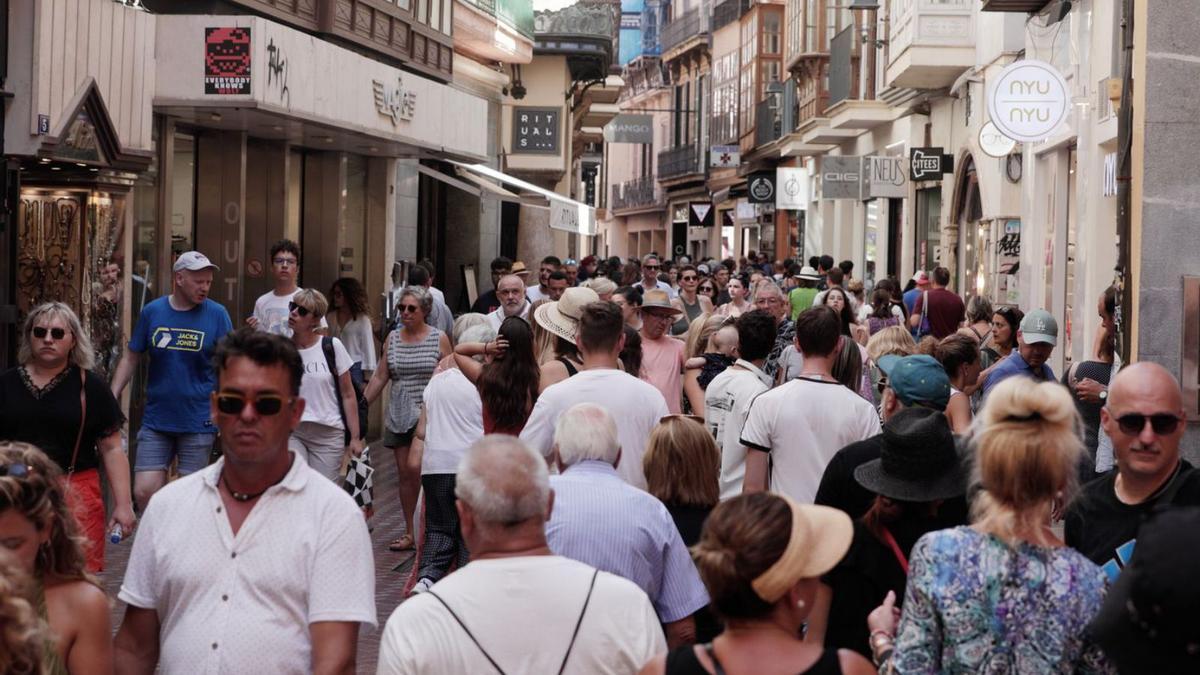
top-left (663, 643), bottom-right (842, 675)
top-left (557, 356), bottom-right (579, 377)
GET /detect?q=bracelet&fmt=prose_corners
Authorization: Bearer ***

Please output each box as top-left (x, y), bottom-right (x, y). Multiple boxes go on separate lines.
top-left (869, 629), bottom-right (894, 644)
top-left (873, 646), bottom-right (894, 669)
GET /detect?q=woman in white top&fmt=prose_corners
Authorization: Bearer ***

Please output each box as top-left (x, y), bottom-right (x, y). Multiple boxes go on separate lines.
top-left (288, 289), bottom-right (364, 481)
top-left (328, 277), bottom-right (378, 376)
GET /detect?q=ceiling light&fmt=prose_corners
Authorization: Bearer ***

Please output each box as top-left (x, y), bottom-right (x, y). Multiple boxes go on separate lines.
top-left (76, 162), bottom-right (88, 167)
top-left (50, 166), bottom-right (61, 171)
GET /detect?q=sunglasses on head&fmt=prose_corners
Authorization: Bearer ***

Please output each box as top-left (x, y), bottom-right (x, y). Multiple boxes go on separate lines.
top-left (32, 326), bottom-right (68, 340)
top-left (0, 463), bottom-right (32, 478)
top-left (287, 301), bottom-right (311, 317)
top-left (1115, 413), bottom-right (1184, 436)
top-left (216, 392), bottom-right (289, 416)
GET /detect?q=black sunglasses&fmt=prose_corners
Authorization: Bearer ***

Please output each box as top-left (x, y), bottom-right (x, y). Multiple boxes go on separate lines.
top-left (287, 301), bottom-right (311, 317)
top-left (32, 326), bottom-right (68, 340)
top-left (0, 463), bottom-right (32, 478)
top-left (216, 392), bottom-right (288, 416)
top-left (1116, 413), bottom-right (1184, 437)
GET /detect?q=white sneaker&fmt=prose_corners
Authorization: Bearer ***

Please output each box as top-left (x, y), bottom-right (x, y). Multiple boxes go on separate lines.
top-left (412, 578), bottom-right (435, 595)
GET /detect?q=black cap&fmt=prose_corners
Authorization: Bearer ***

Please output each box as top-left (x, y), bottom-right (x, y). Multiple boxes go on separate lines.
top-left (1089, 506), bottom-right (1200, 674)
top-left (853, 407), bottom-right (965, 503)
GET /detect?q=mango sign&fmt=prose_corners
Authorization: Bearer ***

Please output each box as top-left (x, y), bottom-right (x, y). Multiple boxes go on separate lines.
top-left (987, 60), bottom-right (1069, 143)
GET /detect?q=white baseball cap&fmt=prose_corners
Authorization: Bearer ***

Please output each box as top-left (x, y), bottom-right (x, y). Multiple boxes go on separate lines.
top-left (173, 251), bottom-right (220, 273)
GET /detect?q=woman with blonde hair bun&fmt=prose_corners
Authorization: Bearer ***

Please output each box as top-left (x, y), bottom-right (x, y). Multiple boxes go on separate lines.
top-left (0, 441), bottom-right (114, 674)
top-left (639, 492), bottom-right (875, 675)
top-left (866, 377), bottom-right (1111, 673)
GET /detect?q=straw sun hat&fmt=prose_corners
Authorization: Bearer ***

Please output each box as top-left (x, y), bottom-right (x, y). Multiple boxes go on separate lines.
top-left (533, 287), bottom-right (600, 344)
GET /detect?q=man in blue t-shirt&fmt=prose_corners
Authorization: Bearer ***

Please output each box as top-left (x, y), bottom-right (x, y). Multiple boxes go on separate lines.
top-left (111, 251), bottom-right (233, 509)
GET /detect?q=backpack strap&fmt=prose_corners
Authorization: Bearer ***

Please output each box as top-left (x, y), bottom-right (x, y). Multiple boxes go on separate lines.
top-left (427, 590), bottom-right (507, 675)
top-left (322, 337), bottom-right (351, 445)
top-left (556, 569), bottom-right (600, 675)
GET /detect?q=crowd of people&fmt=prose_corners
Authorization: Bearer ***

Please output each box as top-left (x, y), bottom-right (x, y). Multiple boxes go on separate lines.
top-left (1, 243), bottom-right (1198, 673)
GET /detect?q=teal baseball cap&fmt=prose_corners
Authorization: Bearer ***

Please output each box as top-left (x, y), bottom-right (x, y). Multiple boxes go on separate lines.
top-left (876, 354), bottom-right (952, 411)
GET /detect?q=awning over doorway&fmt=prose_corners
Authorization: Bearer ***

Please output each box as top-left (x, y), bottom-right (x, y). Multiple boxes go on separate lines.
top-left (449, 161), bottom-right (597, 236)
top-left (416, 163), bottom-right (522, 202)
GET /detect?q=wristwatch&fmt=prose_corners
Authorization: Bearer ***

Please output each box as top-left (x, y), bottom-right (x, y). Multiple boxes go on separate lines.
top-left (1098, 389), bottom-right (1108, 401)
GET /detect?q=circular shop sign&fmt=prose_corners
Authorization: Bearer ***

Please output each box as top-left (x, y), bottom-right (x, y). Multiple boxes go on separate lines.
top-left (987, 59), bottom-right (1069, 143)
top-left (749, 176), bottom-right (774, 202)
top-left (978, 120), bottom-right (1017, 158)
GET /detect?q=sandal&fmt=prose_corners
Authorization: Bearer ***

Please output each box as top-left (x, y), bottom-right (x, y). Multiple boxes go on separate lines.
top-left (388, 534), bottom-right (414, 551)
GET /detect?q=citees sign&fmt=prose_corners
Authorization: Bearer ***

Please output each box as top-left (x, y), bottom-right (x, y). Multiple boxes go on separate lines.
top-left (821, 156), bottom-right (864, 200)
top-left (513, 107), bottom-right (560, 154)
top-left (865, 156), bottom-right (907, 199)
top-left (748, 172), bottom-right (776, 204)
top-left (775, 167), bottom-right (809, 210)
top-left (910, 148), bottom-right (953, 182)
top-left (604, 114), bottom-right (653, 144)
top-left (988, 59), bottom-right (1069, 143)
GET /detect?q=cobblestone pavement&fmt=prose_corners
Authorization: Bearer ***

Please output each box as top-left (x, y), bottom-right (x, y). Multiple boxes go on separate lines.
top-left (101, 441), bottom-right (413, 674)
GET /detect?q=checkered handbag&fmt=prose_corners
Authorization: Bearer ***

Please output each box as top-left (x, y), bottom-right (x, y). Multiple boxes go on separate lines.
top-left (342, 448), bottom-right (375, 518)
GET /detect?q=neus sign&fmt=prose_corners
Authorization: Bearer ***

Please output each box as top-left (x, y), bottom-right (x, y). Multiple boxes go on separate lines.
top-left (988, 59), bottom-right (1069, 143)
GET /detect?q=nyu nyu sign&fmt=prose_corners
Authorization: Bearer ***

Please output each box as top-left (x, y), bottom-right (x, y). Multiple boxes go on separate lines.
top-left (988, 59), bottom-right (1069, 143)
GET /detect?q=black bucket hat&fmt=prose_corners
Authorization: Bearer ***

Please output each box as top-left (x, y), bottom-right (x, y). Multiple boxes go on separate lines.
top-left (1090, 506), bottom-right (1200, 674)
top-left (853, 407), bottom-right (965, 502)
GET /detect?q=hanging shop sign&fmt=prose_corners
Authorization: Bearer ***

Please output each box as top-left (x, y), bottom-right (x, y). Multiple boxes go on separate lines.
top-left (512, 107), bottom-right (560, 154)
top-left (710, 145), bottom-right (741, 168)
top-left (775, 167), bottom-right (809, 210)
top-left (910, 147), bottom-right (954, 182)
top-left (673, 204), bottom-right (689, 223)
top-left (865, 156), bottom-right (907, 199)
top-left (821, 156), bottom-right (864, 200)
top-left (735, 199), bottom-right (756, 220)
top-left (603, 114), bottom-right (654, 143)
top-left (987, 59), bottom-right (1070, 143)
top-left (748, 172), bottom-right (777, 204)
top-left (978, 120), bottom-right (1017, 158)
top-left (205, 27), bottom-right (252, 95)
top-left (688, 202), bottom-right (714, 228)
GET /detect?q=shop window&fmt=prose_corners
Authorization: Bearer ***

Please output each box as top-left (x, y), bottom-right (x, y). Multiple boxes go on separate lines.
top-left (171, 133), bottom-right (196, 256)
top-left (916, 188), bottom-right (942, 272)
top-left (340, 155), bottom-right (368, 280)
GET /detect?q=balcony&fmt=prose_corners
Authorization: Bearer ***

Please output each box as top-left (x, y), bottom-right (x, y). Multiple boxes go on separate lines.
top-left (886, 0), bottom-right (975, 90)
top-left (657, 144), bottom-right (703, 181)
top-left (754, 98), bottom-right (782, 148)
top-left (661, 7), bottom-right (711, 58)
top-left (712, 0), bottom-right (751, 32)
top-left (981, 0), bottom-right (1053, 11)
top-left (611, 176), bottom-right (663, 212)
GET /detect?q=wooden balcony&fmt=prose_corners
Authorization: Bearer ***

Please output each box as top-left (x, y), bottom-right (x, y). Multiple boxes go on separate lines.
top-left (886, 0), bottom-right (975, 89)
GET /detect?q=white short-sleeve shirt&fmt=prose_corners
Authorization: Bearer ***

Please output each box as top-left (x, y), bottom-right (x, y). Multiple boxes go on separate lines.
top-left (118, 455), bottom-right (376, 674)
top-left (297, 338), bottom-right (353, 428)
top-left (704, 360), bottom-right (773, 499)
top-left (739, 377), bottom-right (881, 503)
top-left (253, 289), bottom-right (328, 337)
top-left (377, 556), bottom-right (665, 675)
top-left (421, 368), bottom-right (484, 475)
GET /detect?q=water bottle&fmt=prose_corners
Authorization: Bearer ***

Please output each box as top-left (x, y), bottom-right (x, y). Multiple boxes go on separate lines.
top-left (109, 524), bottom-right (123, 545)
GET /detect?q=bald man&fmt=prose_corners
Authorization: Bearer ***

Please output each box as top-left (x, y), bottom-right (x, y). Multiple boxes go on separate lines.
top-left (1065, 362), bottom-right (1200, 579)
top-left (486, 274), bottom-right (530, 331)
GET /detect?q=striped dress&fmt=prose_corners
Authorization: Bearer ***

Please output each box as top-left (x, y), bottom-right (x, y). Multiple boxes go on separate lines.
top-left (385, 327), bottom-right (442, 434)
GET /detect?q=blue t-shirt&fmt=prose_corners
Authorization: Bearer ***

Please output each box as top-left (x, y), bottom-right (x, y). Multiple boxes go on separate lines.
top-left (981, 350), bottom-right (1056, 398)
top-left (129, 297), bottom-right (233, 433)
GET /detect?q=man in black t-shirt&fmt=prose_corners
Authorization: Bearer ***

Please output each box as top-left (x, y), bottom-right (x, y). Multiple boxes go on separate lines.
top-left (1065, 362), bottom-right (1200, 580)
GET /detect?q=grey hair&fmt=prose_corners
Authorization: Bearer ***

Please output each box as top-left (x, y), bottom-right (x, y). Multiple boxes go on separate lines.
top-left (459, 324), bottom-right (497, 361)
top-left (399, 285), bottom-right (433, 316)
top-left (456, 435), bottom-right (550, 527)
top-left (751, 279), bottom-right (783, 302)
top-left (966, 295), bottom-right (994, 325)
top-left (452, 313), bottom-right (490, 343)
top-left (553, 403), bottom-right (619, 467)
top-left (18, 302), bottom-right (94, 369)
top-left (641, 253), bottom-right (659, 264)
top-left (582, 276), bottom-right (617, 296)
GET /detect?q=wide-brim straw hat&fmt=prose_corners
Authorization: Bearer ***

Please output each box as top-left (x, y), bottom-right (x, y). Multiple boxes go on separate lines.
top-left (640, 289), bottom-right (683, 316)
top-left (511, 261), bottom-right (531, 276)
top-left (534, 287), bottom-right (599, 344)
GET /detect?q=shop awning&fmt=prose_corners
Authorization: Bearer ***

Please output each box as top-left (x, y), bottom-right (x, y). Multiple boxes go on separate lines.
top-left (416, 163), bottom-right (523, 202)
top-left (449, 161), bottom-right (597, 236)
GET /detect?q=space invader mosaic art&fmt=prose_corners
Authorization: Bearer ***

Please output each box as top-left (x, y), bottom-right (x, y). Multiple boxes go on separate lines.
top-left (205, 27), bottom-right (252, 95)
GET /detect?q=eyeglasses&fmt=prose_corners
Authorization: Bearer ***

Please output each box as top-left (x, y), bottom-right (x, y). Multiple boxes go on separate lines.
top-left (31, 327), bottom-right (68, 340)
top-left (0, 463), bottom-right (32, 478)
top-left (399, 304), bottom-right (421, 314)
top-left (287, 302), bottom-right (311, 317)
top-left (216, 392), bottom-right (289, 416)
top-left (273, 257), bottom-right (297, 267)
top-left (699, 285), bottom-right (715, 292)
top-left (1115, 413), bottom-right (1184, 437)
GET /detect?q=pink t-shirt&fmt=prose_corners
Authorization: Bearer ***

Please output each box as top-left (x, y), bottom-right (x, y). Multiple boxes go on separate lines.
top-left (639, 335), bottom-right (686, 413)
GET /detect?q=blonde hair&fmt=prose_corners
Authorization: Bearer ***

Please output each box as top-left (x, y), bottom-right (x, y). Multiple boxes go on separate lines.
top-left (292, 288), bottom-right (329, 319)
top-left (0, 551), bottom-right (43, 675)
top-left (0, 442), bottom-right (94, 586)
top-left (582, 276), bottom-right (617, 298)
top-left (685, 313), bottom-right (729, 359)
top-left (528, 299), bottom-right (556, 364)
top-left (18, 302), bottom-right (94, 369)
top-left (866, 325), bottom-right (916, 363)
top-left (969, 378), bottom-right (1083, 545)
top-left (643, 417), bottom-right (720, 508)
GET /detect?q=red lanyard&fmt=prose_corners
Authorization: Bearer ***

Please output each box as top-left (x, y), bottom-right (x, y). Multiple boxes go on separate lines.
top-left (880, 527), bottom-right (909, 574)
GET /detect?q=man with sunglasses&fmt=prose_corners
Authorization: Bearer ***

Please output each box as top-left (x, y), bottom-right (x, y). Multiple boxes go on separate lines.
top-left (1065, 362), bottom-right (1200, 580)
top-left (115, 328), bottom-right (375, 674)
top-left (111, 251), bottom-right (233, 510)
top-left (247, 240), bottom-right (327, 337)
top-left (634, 254), bottom-right (676, 299)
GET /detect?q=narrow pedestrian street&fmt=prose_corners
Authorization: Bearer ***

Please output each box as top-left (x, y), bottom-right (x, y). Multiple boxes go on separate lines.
top-left (101, 443), bottom-right (412, 674)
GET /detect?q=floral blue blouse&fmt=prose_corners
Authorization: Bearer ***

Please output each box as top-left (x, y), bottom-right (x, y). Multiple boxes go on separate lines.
top-left (892, 527), bottom-right (1113, 674)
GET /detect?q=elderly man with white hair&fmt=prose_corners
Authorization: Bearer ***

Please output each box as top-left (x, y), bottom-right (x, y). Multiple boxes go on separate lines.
top-left (545, 404), bottom-right (710, 648)
top-left (376, 435), bottom-right (665, 674)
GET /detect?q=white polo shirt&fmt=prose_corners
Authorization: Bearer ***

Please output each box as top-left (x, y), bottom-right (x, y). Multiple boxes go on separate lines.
top-left (704, 359), bottom-right (773, 500)
top-left (486, 302), bottom-right (530, 332)
top-left (118, 454), bottom-right (376, 673)
top-left (739, 377), bottom-right (881, 503)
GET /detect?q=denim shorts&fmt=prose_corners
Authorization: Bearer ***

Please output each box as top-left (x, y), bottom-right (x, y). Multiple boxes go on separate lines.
top-left (134, 427), bottom-right (216, 474)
